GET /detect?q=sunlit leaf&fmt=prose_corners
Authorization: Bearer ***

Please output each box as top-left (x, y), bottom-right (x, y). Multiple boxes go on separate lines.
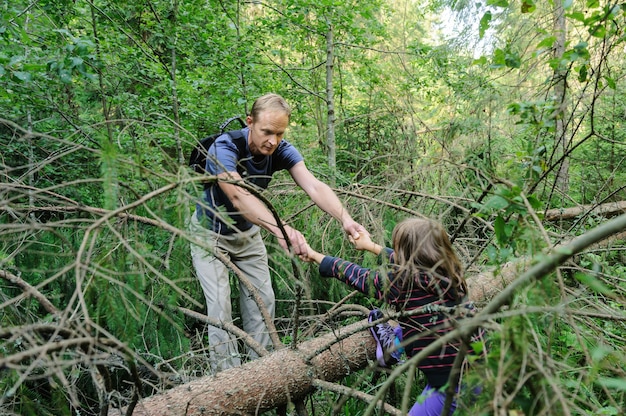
top-left (472, 56), bottom-right (488, 65)
top-left (578, 64), bottom-right (588, 82)
top-left (492, 48), bottom-right (506, 68)
top-left (479, 11), bottom-right (492, 39)
top-left (537, 36), bottom-right (556, 49)
top-left (590, 25), bottom-right (606, 38)
top-left (566, 11), bottom-right (585, 22)
top-left (604, 76), bottom-right (616, 89)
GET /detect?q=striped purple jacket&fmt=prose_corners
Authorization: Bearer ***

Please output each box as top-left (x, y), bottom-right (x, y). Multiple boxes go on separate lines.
top-left (318, 247), bottom-right (480, 388)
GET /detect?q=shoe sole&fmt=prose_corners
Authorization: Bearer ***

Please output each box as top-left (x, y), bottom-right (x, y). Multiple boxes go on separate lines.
top-left (368, 325), bottom-right (387, 367)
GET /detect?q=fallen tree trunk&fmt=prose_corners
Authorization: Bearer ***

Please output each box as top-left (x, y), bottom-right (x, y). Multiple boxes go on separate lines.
top-left (108, 320), bottom-right (378, 416)
top-left (542, 201), bottom-right (626, 221)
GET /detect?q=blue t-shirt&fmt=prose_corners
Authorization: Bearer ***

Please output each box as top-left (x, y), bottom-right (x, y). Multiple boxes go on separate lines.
top-left (196, 127), bottom-right (303, 234)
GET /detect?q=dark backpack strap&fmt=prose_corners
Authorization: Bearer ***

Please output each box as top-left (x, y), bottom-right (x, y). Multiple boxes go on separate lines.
top-left (225, 129), bottom-right (247, 157)
top-left (220, 116), bottom-right (246, 132)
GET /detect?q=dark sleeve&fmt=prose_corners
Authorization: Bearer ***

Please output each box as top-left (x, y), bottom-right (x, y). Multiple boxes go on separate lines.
top-left (318, 251), bottom-right (394, 301)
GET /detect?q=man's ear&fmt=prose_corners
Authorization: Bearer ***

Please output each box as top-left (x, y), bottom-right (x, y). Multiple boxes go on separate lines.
top-left (246, 115), bottom-right (253, 127)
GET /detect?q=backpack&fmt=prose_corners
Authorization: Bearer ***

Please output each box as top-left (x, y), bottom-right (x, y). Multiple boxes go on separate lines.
top-left (189, 116), bottom-right (247, 174)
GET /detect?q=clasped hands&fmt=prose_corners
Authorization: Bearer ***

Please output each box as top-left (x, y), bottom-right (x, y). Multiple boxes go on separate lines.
top-left (278, 222), bottom-right (371, 262)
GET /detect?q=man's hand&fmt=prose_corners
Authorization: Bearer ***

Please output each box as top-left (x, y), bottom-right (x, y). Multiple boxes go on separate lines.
top-left (342, 219), bottom-right (369, 241)
top-left (348, 231), bottom-right (381, 255)
top-left (348, 231), bottom-right (373, 251)
top-left (276, 225), bottom-right (308, 256)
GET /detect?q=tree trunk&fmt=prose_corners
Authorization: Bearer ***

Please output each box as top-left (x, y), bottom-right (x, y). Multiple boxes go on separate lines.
top-left (552, 1), bottom-right (570, 195)
top-left (542, 201), bottom-right (626, 221)
top-left (108, 320), bottom-right (376, 416)
top-left (325, 23), bottom-right (336, 181)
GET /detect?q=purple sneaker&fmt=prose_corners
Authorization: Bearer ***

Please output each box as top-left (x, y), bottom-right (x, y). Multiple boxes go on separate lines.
top-left (368, 309), bottom-right (403, 367)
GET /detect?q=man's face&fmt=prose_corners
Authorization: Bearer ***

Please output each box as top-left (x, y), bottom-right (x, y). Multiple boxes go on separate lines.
top-left (247, 110), bottom-right (289, 156)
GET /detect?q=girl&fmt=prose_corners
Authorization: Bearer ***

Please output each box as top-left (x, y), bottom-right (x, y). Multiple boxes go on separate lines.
top-left (304, 217), bottom-right (482, 415)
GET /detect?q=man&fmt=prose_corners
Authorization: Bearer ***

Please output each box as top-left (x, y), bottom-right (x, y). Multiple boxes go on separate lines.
top-left (190, 93), bottom-right (367, 372)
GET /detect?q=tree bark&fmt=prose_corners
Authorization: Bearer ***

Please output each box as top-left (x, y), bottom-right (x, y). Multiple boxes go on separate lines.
top-left (552, 0), bottom-right (570, 196)
top-left (325, 22), bottom-right (336, 179)
top-left (542, 201), bottom-right (626, 221)
top-left (108, 320), bottom-right (377, 416)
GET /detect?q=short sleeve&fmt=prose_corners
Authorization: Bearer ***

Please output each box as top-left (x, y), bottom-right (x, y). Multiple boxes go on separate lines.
top-left (207, 134), bottom-right (240, 175)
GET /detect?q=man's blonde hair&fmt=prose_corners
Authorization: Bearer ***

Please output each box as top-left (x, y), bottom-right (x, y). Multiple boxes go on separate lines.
top-left (249, 93), bottom-right (292, 121)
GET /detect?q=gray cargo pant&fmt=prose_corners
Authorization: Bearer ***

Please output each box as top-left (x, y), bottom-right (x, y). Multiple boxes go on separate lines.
top-left (189, 210), bottom-right (275, 373)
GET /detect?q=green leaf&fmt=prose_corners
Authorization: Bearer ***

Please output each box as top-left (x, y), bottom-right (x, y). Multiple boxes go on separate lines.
top-left (586, 0), bottom-right (600, 8)
top-left (594, 407), bottom-right (619, 415)
top-left (9, 55), bottom-right (24, 67)
top-left (59, 69), bottom-right (72, 83)
top-left (487, 0), bottom-right (509, 6)
top-left (505, 51), bottom-right (521, 68)
top-left (12, 71), bottom-right (31, 82)
top-left (491, 48), bottom-right (506, 68)
top-left (472, 56), bottom-right (488, 66)
top-left (604, 76), bottom-right (616, 89)
top-left (596, 377), bottom-right (626, 391)
top-left (494, 216), bottom-right (507, 244)
top-left (578, 64), bottom-right (588, 82)
top-left (566, 12), bottom-right (586, 22)
top-left (573, 272), bottom-right (615, 296)
top-left (521, 0), bottom-right (535, 13)
top-left (507, 102), bottom-right (521, 115)
top-left (485, 195), bottom-right (509, 210)
top-left (590, 24), bottom-right (606, 38)
top-left (70, 57), bottom-right (84, 68)
top-left (470, 340), bottom-right (485, 354)
top-left (526, 195), bottom-right (542, 210)
top-left (479, 11), bottom-right (492, 39)
top-left (537, 36), bottom-right (556, 50)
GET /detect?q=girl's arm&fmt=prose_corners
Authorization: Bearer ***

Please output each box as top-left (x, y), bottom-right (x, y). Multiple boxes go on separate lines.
top-left (303, 242), bottom-right (390, 301)
top-left (302, 231), bottom-right (382, 263)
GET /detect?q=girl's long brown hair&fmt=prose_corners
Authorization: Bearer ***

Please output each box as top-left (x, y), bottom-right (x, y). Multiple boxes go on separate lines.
top-left (391, 218), bottom-right (468, 299)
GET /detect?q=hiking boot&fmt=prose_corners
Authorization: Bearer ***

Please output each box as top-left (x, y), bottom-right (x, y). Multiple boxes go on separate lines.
top-left (368, 309), bottom-right (403, 367)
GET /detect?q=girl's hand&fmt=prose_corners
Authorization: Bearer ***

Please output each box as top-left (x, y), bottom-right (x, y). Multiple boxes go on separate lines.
top-left (300, 242), bottom-right (325, 264)
top-left (348, 231), bottom-right (373, 251)
top-left (349, 232), bottom-right (381, 255)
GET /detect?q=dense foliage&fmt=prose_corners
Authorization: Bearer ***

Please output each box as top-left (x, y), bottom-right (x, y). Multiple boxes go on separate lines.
top-left (1, 0), bottom-right (625, 415)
